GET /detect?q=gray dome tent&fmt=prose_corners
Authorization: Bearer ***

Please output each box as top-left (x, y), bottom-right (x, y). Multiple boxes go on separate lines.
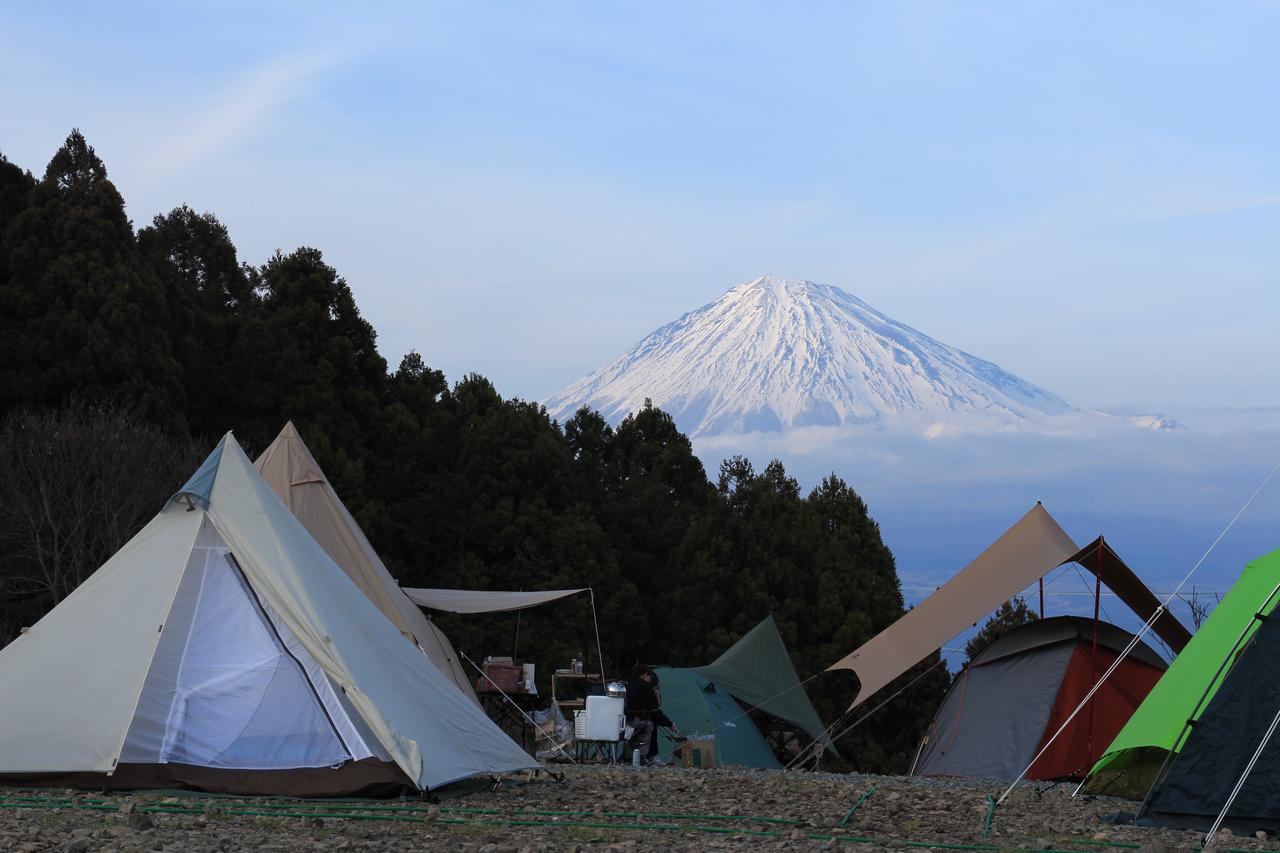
top-left (912, 617), bottom-right (1167, 781)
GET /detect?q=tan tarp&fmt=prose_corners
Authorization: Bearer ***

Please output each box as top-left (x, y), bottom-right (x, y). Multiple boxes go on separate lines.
top-left (403, 587), bottom-right (587, 614)
top-left (828, 503), bottom-right (1081, 708)
top-left (255, 423), bottom-right (477, 705)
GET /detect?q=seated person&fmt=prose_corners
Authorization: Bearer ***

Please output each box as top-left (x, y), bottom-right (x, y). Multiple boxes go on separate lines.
top-left (625, 665), bottom-right (677, 764)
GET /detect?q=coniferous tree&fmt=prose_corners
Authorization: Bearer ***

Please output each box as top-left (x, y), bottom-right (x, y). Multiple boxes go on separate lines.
top-left (0, 131), bottom-right (184, 429)
top-left (965, 597), bottom-right (1039, 663)
top-left (241, 247), bottom-right (390, 517)
top-left (138, 206), bottom-right (258, 440)
top-left (0, 153), bottom-right (34, 234)
top-left (571, 401), bottom-right (715, 665)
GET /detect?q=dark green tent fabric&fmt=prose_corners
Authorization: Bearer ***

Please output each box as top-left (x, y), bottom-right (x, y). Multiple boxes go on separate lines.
top-left (651, 668), bottom-right (780, 768)
top-left (1138, 607), bottom-right (1280, 833)
top-left (691, 615), bottom-right (835, 755)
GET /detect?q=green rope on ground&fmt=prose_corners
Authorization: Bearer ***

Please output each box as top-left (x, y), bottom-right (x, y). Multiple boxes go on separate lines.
top-left (839, 786), bottom-right (877, 827)
top-left (1, 794), bottom-right (1275, 853)
top-left (983, 794), bottom-right (996, 839)
top-left (0, 797), bottom-right (803, 826)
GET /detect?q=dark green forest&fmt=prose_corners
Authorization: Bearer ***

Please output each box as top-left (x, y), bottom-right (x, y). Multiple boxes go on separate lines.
top-left (0, 131), bottom-right (949, 772)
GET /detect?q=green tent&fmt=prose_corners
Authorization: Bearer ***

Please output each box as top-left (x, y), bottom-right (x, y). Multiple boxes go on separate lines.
top-left (692, 615), bottom-right (836, 756)
top-left (652, 668), bottom-right (780, 768)
top-left (650, 615), bottom-right (832, 768)
top-left (1086, 548), bottom-right (1280, 799)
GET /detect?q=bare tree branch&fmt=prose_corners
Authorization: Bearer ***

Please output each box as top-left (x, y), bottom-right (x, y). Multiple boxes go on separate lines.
top-left (0, 402), bottom-right (202, 641)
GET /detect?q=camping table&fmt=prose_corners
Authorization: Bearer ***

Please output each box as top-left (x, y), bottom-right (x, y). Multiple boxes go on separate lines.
top-left (476, 687), bottom-right (539, 755)
top-left (550, 670), bottom-right (602, 716)
top-left (574, 736), bottom-right (626, 763)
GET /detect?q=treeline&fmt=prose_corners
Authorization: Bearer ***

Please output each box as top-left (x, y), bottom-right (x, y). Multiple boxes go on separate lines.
top-left (0, 131), bottom-right (947, 771)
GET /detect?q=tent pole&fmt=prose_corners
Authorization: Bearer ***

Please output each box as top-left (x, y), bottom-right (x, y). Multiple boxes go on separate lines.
top-left (1086, 538), bottom-right (1103, 766)
top-left (1039, 577), bottom-right (1044, 620)
top-left (907, 733), bottom-right (928, 777)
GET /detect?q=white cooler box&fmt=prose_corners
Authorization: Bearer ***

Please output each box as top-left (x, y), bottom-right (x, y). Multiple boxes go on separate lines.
top-left (581, 695), bottom-right (625, 741)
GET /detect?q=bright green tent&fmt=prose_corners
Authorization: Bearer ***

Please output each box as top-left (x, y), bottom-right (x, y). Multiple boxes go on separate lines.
top-left (691, 615), bottom-right (836, 756)
top-left (1086, 548), bottom-right (1280, 800)
top-left (652, 668), bottom-right (780, 768)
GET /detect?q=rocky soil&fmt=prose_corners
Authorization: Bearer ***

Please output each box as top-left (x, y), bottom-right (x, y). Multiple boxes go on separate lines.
top-left (1, 766), bottom-right (1275, 851)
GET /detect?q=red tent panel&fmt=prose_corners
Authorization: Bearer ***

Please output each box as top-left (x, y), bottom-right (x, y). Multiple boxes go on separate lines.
top-left (1027, 644), bottom-right (1164, 780)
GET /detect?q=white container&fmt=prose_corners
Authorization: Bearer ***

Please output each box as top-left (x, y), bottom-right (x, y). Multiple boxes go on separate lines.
top-left (522, 662), bottom-right (536, 693)
top-left (573, 710), bottom-right (588, 740)
top-left (583, 695), bottom-right (625, 741)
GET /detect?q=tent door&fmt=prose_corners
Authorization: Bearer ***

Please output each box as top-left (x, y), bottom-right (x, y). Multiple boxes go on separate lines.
top-left (120, 525), bottom-right (376, 770)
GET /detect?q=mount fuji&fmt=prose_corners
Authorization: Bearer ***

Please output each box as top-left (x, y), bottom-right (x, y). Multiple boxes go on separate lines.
top-left (544, 276), bottom-right (1178, 438)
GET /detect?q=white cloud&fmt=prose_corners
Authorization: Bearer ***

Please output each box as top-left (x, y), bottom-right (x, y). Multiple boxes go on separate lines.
top-left (136, 48), bottom-right (353, 179)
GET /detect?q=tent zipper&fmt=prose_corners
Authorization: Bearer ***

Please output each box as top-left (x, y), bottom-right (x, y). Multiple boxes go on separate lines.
top-left (227, 554), bottom-right (354, 762)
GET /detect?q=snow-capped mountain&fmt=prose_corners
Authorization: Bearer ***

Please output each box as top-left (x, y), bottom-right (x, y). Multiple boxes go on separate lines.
top-left (545, 276), bottom-right (1178, 438)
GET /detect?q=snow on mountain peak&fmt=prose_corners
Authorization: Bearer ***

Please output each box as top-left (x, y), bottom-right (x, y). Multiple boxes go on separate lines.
top-left (544, 276), bottom-right (1169, 437)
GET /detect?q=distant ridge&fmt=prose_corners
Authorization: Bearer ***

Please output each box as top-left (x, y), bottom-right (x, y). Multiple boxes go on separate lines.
top-left (545, 276), bottom-right (1179, 437)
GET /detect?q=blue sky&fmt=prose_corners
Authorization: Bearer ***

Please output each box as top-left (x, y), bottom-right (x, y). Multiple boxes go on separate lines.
top-left (2, 2), bottom-right (1278, 421)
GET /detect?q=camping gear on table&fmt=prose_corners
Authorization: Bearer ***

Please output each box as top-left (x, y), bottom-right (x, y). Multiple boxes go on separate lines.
top-left (0, 434), bottom-right (538, 796)
top-left (255, 423), bottom-right (478, 704)
top-left (476, 662), bottom-right (528, 694)
top-left (912, 617), bottom-right (1166, 781)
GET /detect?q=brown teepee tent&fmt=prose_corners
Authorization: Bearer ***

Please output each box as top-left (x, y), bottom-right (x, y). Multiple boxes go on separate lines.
top-left (255, 423), bottom-right (478, 704)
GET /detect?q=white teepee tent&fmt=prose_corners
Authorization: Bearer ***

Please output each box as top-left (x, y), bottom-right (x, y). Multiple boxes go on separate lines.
top-left (254, 422), bottom-right (478, 704)
top-left (0, 434), bottom-right (537, 796)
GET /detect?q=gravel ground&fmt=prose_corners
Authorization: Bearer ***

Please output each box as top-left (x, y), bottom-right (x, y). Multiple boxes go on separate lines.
top-left (1, 766), bottom-right (1275, 851)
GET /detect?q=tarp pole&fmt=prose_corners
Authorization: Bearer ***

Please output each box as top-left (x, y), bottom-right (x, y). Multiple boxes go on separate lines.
top-left (589, 588), bottom-right (607, 683)
top-left (512, 587), bottom-right (524, 659)
top-left (1087, 538), bottom-right (1103, 766)
top-left (1039, 577), bottom-right (1044, 620)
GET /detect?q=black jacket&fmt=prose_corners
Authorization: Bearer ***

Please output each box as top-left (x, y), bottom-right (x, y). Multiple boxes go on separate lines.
top-left (624, 676), bottom-right (673, 727)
